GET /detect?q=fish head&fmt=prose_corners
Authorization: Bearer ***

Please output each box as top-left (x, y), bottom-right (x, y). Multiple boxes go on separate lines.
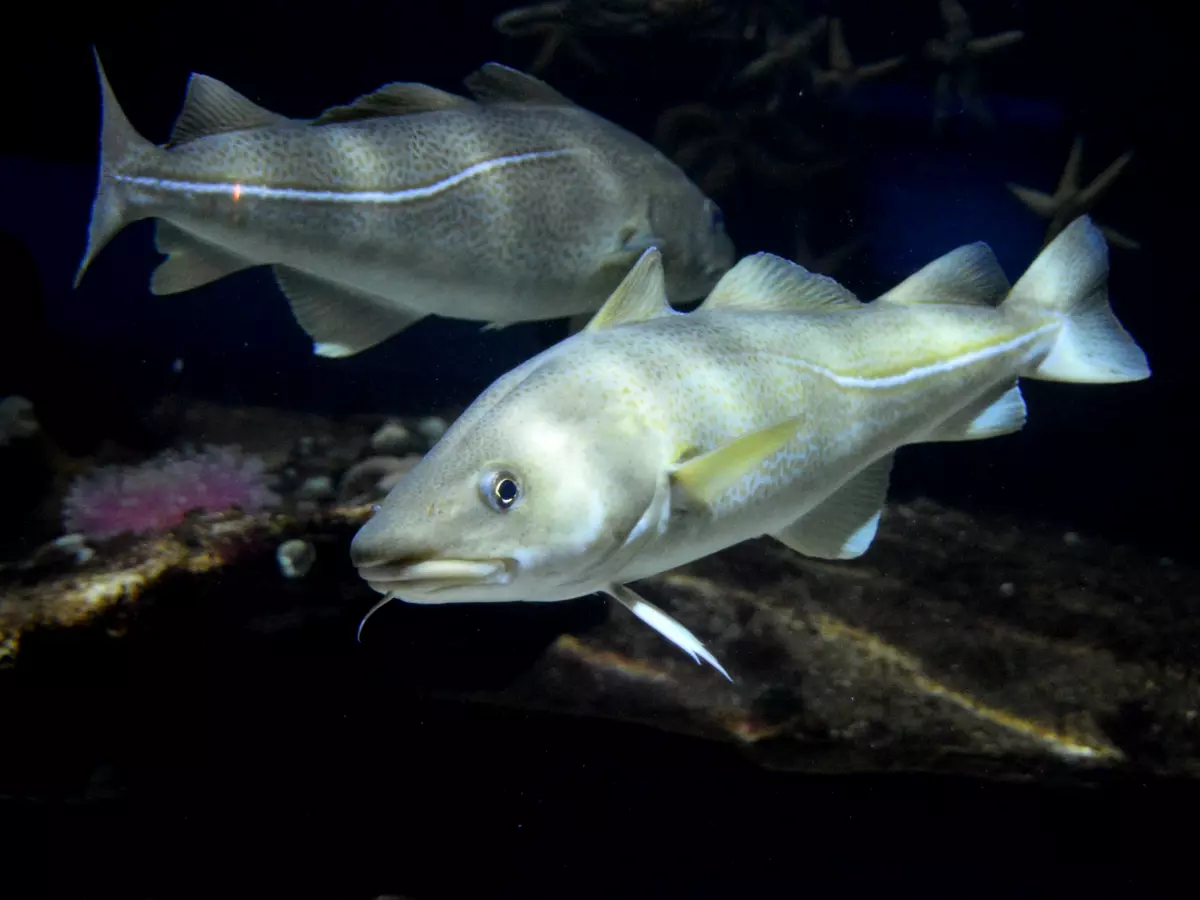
top-left (648, 181), bottom-right (735, 303)
top-left (350, 374), bottom-right (666, 605)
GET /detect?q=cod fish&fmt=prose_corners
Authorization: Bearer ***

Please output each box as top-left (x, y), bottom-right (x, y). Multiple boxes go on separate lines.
top-left (350, 216), bottom-right (1149, 679)
top-left (74, 53), bottom-right (734, 357)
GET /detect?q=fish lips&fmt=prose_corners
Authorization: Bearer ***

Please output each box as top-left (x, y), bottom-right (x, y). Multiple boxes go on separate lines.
top-left (356, 557), bottom-right (516, 596)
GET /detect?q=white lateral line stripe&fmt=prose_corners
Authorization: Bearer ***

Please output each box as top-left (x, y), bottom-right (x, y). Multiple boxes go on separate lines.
top-left (116, 148), bottom-right (579, 203)
top-left (762, 323), bottom-right (1057, 388)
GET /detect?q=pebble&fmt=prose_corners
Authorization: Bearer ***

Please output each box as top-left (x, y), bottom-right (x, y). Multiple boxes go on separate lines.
top-left (370, 420), bottom-right (418, 456)
top-left (416, 416), bottom-right (448, 444)
top-left (297, 474), bottom-right (335, 500)
top-left (276, 538), bottom-right (316, 579)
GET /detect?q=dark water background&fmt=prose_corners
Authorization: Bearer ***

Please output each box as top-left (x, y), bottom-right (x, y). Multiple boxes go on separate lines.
top-left (0, 0), bottom-right (1195, 895)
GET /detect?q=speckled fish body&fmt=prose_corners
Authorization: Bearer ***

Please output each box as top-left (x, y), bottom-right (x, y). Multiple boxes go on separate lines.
top-left (350, 217), bottom-right (1149, 679)
top-left (75, 53), bottom-right (734, 357)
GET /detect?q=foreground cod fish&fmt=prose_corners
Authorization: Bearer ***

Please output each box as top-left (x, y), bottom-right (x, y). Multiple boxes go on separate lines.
top-left (74, 54), bottom-right (734, 357)
top-left (351, 216), bottom-right (1150, 679)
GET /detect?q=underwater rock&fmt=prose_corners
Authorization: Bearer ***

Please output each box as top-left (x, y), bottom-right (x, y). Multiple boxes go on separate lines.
top-left (276, 538), bottom-right (316, 579)
top-left (2, 478), bottom-right (1196, 783)
top-left (1, 396), bottom-right (1195, 784)
top-left (370, 420), bottom-right (421, 456)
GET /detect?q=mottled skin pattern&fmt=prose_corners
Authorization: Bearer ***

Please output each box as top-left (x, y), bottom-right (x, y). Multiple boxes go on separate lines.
top-left (107, 86), bottom-right (734, 320)
top-left (350, 219), bottom-right (1147, 675)
top-left (352, 296), bottom-right (1051, 603)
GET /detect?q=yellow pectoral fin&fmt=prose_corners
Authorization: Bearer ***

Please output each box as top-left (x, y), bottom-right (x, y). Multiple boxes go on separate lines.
top-left (669, 414), bottom-right (806, 508)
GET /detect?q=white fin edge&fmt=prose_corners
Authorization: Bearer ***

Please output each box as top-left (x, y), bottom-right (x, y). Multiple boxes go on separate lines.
top-left (605, 583), bottom-right (733, 682)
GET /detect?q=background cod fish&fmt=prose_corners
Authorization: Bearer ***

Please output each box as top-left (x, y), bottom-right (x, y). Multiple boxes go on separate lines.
top-left (349, 215), bottom-right (1150, 680)
top-left (74, 53), bottom-right (735, 357)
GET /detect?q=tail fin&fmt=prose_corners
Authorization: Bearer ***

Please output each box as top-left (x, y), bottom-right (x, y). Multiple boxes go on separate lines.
top-left (74, 48), bottom-right (158, 289)
top-left (1003, 215), bottom-right (1150, 384)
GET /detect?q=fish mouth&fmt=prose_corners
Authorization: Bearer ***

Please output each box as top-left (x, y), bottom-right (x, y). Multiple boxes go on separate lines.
top-left (356, 556), bottom-right (516, 595)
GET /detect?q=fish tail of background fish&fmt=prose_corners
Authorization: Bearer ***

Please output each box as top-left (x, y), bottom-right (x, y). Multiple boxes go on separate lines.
top-left (1004, 216), bottom-right (1149, 384)
top-left (74, 50), bottom-right (161, 289)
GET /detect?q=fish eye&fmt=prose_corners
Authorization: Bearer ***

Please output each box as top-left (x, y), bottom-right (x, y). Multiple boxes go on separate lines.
top-left (480, 469), bottom-right (522, 512)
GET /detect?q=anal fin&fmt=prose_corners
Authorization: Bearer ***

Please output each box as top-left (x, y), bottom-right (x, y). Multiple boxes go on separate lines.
top-left (924, 381), bottom-right (1027, 442)
top-left (150, 223), bottom-right (256, 295)
top-left (605, 583), bottom-right (732, 682)
top-left (272, 266), bottom-right (425, 357)
top-left (771, 453), bottom-right (894, 560)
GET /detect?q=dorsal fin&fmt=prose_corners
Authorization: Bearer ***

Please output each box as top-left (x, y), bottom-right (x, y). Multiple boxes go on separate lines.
top-left (310, 82), bottom-right (473, 125)
top-left (700, 253), bottom-right (862, 313)
top-left (462, 62), bottom-right (575, 106)
top-left (877, 242), bottom-right (1011, 307)
top-left (583, 248), bottom-right (672, 332)
top-left (168, 74), bottom-right (292, 146)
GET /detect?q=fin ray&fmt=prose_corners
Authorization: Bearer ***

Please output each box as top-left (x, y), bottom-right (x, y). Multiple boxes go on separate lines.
top-left (311, 83), bottom-right (473, 125)
top-left (1004, 216), bottom-right (1150, 383)
top-left (273, 267), bottom-right (425, 357)
top-left (878, 242), bottom-right (1010, 307)
top-left (583, 247), bottom-right (672, 332)
top-left (606, 583), bottom-right (732, 681)
top-left (462, 63), bottom-right (575, 106)
top-left (771, 454), bottom-right (893, 560)
top-left (700, 253), bottom-right (862, 313)
top-left (924, 382), bottom-right (1027, 442)
top-left (168, 74), bottom-right (292, 146)
top-left (670, 414), bottom-right (806, 508)
top-left (75, 49), bottom-right (158, 289)
top-left (150, 223), bottom-right (255, 294)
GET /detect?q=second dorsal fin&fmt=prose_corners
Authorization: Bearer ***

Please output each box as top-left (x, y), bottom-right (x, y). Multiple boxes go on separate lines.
top-left (168, 74), bottom-right (293, 146)
top-left (310, 82), bottom-right (473, 125)
top-left (877, 242), bottom-right (1011, 307)
top-left (462, 62), bottom-right (576, 106)
top-left (583, 248), bottom-right (673, 332)
top-left (699, 253), bottom-right (862, 313)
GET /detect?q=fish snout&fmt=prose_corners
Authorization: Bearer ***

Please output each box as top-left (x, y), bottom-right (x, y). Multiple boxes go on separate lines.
top-left (349, 518), bottom-right (430, 570)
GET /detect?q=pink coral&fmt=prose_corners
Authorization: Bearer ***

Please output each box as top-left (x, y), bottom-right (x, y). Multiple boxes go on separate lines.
top-left (62, 444), bottom-right (280, 542)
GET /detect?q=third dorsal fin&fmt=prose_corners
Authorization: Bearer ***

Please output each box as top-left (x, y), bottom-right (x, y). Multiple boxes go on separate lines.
top-left (168, 74), bottom-right (293, 146)
top-left (310, 82), bottom-right (473, 125)
top-left (462, 62), bottom-right (576, 106)
top-left (699, 253), bottom-right (862, 313)
top-left (877, 242), bottom-right (1011, 307)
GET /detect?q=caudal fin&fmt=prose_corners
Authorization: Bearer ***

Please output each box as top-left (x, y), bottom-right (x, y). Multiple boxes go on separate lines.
top-left (1002, 215), bottom-right (1150, 384)
top-left (74, 49), bottom-right (158, 289)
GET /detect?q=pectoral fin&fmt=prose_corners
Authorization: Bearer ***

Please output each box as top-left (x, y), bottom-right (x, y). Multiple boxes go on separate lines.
top-left (770, 454), bottom-right (894, 560)
top-left (605, 583), bottom-right (732, 682)
top-left (150, 223), bottom-right (255, 295)
top-left (670, 414), bottom-right (807, 508)
top-left (272, 267), bottom-right (425, 357)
